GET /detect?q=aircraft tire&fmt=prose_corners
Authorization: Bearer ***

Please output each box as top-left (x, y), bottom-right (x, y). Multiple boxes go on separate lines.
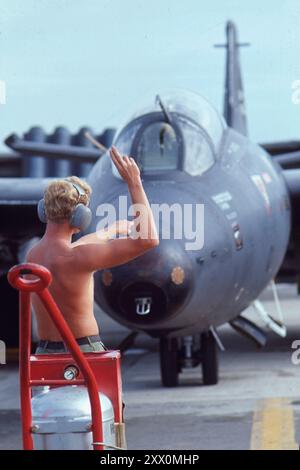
top-left (159, 337), bottom-right (179, 387)
top-left (201, 331), bottom-right (218, 385)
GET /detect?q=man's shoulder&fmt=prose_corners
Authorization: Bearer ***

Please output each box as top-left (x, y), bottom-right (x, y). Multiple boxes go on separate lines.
top-left (26, 243), bottom-right (40, 262)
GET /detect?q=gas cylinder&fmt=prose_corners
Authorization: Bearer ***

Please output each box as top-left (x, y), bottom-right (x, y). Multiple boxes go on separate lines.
top-left (31, 385), bottom-right (115, 450)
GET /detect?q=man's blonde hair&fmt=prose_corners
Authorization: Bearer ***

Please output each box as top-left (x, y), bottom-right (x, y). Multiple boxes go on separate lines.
top-left (44, 176), bottom-right (92, 222)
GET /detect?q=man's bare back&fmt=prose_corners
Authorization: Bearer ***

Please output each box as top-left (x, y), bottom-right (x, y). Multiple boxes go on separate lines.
top-left (27, 146), bottom-right (159, 343)
top-left (27, 237), bottom-right (97, 341)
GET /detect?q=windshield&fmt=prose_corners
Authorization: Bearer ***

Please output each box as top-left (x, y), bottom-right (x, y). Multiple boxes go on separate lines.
top-left (118, 89), bottom-right (225, 150)
top-left (178, 116), bottom-right (215, 176)
top-left (112, 89), bottom-right (223, 177)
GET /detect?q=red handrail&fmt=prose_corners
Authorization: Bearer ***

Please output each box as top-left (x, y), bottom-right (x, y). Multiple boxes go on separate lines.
top-left (8, 262), bottom-right (104, 451)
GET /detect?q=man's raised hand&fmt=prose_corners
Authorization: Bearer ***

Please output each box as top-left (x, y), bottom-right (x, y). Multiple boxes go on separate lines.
top-left (110, 146), bottom-right (141, 187)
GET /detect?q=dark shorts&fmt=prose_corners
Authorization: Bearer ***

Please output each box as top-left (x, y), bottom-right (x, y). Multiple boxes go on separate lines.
top-left (35, 334), bottom-right (107, 354)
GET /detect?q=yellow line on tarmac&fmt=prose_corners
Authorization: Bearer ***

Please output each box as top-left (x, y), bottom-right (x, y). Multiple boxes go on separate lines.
top-left (251, 398), bottom-right (298, 450)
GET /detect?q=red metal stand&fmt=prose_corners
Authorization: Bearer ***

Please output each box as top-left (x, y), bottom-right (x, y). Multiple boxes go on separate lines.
top-left (8, 262), bottom-right (123, 451)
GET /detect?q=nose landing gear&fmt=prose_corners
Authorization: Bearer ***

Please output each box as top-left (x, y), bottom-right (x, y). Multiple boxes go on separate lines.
top-left (159, 331), bottom-right (219, 387)
top-left (159, 337), bottom-right (180, 387)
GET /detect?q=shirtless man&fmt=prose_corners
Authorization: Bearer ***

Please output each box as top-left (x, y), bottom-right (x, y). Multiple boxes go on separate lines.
top-left (27, 146), bottom-right (159, 354)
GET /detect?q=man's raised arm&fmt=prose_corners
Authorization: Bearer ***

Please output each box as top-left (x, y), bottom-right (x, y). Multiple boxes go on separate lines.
top-left (73, 146), bottom-right (159, 271)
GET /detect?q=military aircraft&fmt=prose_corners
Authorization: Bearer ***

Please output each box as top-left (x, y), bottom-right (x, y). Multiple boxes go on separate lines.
top-left (2, 20), bottom-right (300, 387)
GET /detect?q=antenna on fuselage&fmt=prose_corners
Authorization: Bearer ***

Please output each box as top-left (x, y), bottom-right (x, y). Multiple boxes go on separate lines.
top-left (84, 131), bottom-right (108, 153)
top-left (155, 95), bottom-right (175, 157)
top-left (155, 94), bottom-right (173, 124)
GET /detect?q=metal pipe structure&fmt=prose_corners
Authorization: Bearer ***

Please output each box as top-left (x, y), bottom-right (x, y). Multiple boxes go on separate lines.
top-left (5, 134), bottom-right (102, 163)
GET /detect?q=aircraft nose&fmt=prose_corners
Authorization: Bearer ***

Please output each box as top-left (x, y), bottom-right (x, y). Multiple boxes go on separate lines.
top-left (94, 239), bottom-right (194, 329)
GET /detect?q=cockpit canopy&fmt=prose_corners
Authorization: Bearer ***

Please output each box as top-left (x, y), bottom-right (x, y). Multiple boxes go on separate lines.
top-left (113, 90), bottom-right (226, 177)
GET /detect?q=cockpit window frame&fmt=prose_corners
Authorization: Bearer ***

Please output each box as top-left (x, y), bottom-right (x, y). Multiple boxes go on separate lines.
top-left (130, 112), bottom-right (184, 173)
top-left (113, 111), bottom-right (221, 177)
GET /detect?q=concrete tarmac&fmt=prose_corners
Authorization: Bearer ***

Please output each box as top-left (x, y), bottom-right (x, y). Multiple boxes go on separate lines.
top-left (0, 284), bottom-right (300, 450)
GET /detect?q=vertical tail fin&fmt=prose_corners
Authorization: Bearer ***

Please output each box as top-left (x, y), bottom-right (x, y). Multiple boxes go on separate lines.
top-left (215, 21), bottom-right (249, 136)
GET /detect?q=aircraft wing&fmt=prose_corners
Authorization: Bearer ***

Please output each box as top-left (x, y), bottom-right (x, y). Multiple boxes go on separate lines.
top-left (0, 177), bottom-right (52, 203)
top-left (0, 177), bottom-right (53, 240)
top-left (268, 145), bottom-right (300, 283)
top-left (263, 141), bottom-right (300, 194)
top-left (261, 141), bottom-right (300, 170)
top-left (261, 140), bottom-right (300, 156)
top-left (283, 169), bottom-right (300, 197)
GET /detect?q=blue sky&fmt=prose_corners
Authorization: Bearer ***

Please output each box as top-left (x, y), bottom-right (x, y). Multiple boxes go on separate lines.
top-left (1, 0), bottom-right (300, 151)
